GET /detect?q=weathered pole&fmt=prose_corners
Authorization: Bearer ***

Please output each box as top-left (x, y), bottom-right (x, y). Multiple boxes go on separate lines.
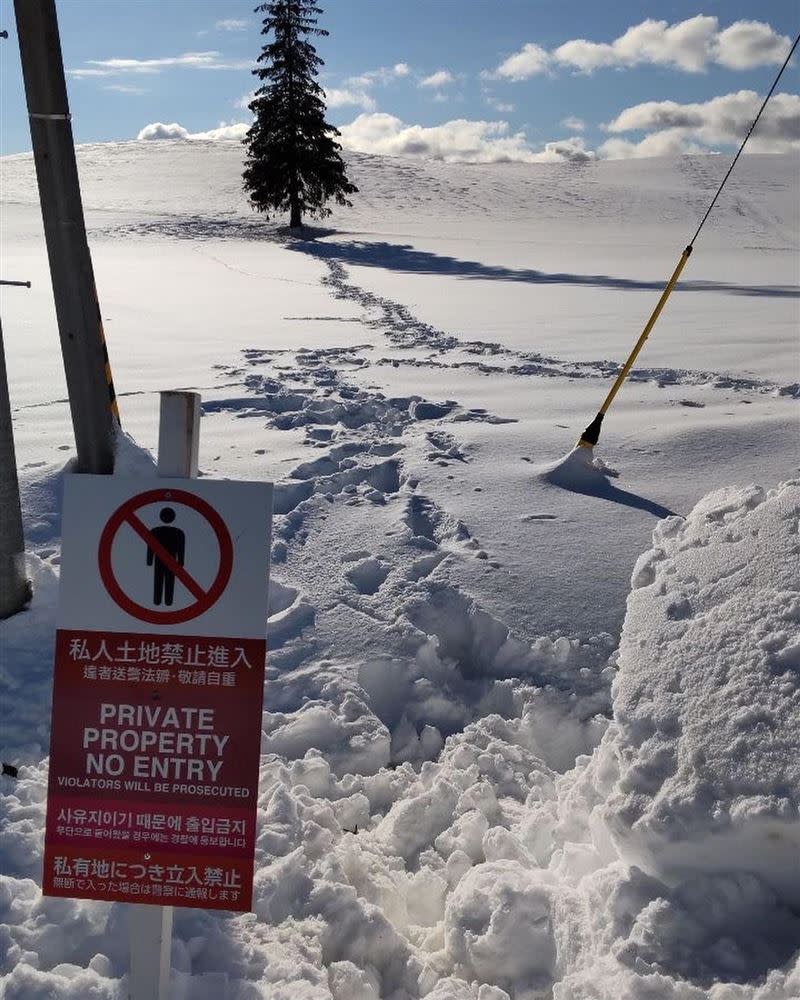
top-left (0, 311), bottom-right (31, 618)
top-left (14, 0), bottom-right (119, 474)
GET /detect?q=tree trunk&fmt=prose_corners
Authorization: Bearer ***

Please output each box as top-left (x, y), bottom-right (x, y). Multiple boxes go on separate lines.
top-left (290, 195), bottom-right (302, 229)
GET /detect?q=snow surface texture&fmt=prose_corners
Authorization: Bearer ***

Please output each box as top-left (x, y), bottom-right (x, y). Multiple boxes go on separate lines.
top-left (1, 142), bottom-right (799, 997)
top-left (4, 479), bottom-right (800, 998)
top-left (607, 481), bottom-right (800, 904)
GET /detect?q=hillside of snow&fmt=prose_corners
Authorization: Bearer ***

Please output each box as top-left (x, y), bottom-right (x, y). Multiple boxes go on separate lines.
top-left (0, 140), bottom-right (799, 998)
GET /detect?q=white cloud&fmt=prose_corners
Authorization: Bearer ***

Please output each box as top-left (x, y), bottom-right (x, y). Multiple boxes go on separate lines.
top-left (215, 19), bottom-right (247, 31)
top-left (337, 113), bottom-right (595, 164)
top-left (345, 63), bottom-right (411, 88)
top-left (136, 111), bottom-right (599, 164)
top-left (325, 88), bottom-right (377, 112)
top-left (483, 93), bottom-right (515, 113)
top-left (136, 121), bottom-right (248, 142)
top-left (561, 116), bottom-right (585, 132)
top-left (484, 17), bottom-right (791, 80)
top-left (599, 129), bottom-right (708, 159)
top-left (488, 43), bottom-right (550, 80)
top-left (529, 137), bottom-right (595, 163)
top-left (345, 74), bottom-right (372, 88)
top-left (714, 20), bottom-right (793, 70)
top-left (69, 51), bottom-right (250, 78)
top-left (601, 90), bottom-right (800, 157)
top-left (104, 84), bottom-right (146, 95)
top-left (236, 90), bottom-right (257, 110)
top-left (338, 113), bottom-right (526, 162)
top-left (137, 122), bottom-right (190, 141)
top-left (556, 15), bottom-right (718, 73)
top-left (195, 122), bottom-right (250, 141)
top-left (138, 87), bottom-right (799, 162)
top-left (419, 70), bottom-right (454, 88)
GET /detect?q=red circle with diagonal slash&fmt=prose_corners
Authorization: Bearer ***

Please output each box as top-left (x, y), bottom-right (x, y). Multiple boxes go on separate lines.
top-left (98, 488), bottom-right (233, 625)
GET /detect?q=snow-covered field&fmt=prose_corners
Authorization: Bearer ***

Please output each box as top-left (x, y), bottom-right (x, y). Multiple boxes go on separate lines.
top-left (0, 140), bottom-right (799, 998)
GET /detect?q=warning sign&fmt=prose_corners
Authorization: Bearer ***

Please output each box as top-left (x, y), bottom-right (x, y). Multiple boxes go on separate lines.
top-left (43, 476), bottom-right (272, 912)
top-left (98, 488), bottom-right (234, 625)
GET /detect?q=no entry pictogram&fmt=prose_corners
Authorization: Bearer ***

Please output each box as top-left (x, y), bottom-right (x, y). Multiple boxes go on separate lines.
top-left (98, 488), bottom-right (233, 625)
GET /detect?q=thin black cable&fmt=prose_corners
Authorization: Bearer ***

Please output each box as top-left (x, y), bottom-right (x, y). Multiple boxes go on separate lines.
top-left (689, 29), bottom-right (800, 248)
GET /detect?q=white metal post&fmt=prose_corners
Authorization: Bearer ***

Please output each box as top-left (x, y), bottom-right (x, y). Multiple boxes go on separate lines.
top-left (129, 390), bottom-right (201, 1000)
top-left (157, 391), bottom-right (201, 478)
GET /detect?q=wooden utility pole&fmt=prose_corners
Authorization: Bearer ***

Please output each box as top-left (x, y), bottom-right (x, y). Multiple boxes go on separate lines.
top-left (14, 0), bottom-right (118, 474)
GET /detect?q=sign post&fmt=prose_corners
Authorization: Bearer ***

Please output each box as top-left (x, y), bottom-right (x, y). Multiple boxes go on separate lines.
top-left (131, 391), bottom-right (197, 999)
top-left (42, 391), bottom-right (272, 999)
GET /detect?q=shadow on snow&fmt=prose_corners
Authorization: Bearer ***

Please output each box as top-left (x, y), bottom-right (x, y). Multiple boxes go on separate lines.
top-left (292, 238), bottom-right (800, 299)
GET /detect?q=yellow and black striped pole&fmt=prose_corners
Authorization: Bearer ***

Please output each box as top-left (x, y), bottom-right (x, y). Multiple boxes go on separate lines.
top-left (95, 284), bottom-right (121, 426)
top-left (576, 28), bottom-right (798, 452)
top-left (577, 245), bottom-right (691, 448)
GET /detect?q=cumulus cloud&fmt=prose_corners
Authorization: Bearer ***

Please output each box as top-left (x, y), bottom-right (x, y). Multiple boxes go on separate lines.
top-left (555, 15), bottom-right (718, 73)
top-left (195, 122), bottom-right (250, 142)
top-left (215, 19), bottom-right (247, 31)
top-left (530, 137), bottom-right (595, 163)
top-left (69, 51), bottom-right (250, 78)
top-left (485, 17), bottom-right (791, 79)
top-left (602, 90), bottom-right (800, 156)
top-left (135, 111), bottom-right (601, 164)
top-left (599, 129), bottom-right (708, 159)
top-left (337, 113), bottom-right (595, 164)
top-left (338, 113), bottom-right (525, 162)
top-left (339, 113), bottom-right (526, 162)
top-left (561, 116), bottom-right (585, 132)
top-left (137, 122), bottom-right (190, 141)
top-left (714, 20), bottom-right (794, 69)
top-left (136, 121), bottom-right (248, 142)
top-left (419, 70), bottom-right (455, 88)
top-left (325, 88), bottom-right (377, 111)
top-left (488, 43), bottom-right (550, 81)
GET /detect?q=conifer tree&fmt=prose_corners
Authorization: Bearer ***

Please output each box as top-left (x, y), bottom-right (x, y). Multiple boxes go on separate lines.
top-left (243, 0), bottom-right (357, 229)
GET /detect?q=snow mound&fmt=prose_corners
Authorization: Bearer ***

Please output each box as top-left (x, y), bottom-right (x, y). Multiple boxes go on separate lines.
top-left (604, 480), bottom-right (800, 903)
top-left (444, 862), bottom-right (565, 991)
top-left (535, 446), bottom-right (619, 488)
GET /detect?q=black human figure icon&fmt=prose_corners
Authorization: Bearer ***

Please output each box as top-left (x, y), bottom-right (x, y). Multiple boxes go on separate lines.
top-left (146, 507), bottom-right (186, 607)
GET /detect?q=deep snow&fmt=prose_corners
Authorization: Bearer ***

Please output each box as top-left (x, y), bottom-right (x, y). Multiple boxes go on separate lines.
top-left (1, 140), bottom-right (799, 998)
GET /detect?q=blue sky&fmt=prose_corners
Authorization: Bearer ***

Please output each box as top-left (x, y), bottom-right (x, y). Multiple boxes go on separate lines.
top-left (1, 1), bottom-right (797, 160)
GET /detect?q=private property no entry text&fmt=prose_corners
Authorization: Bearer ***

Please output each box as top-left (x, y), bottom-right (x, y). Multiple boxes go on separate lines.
top-left (83, 703), bottom-right (229, 782)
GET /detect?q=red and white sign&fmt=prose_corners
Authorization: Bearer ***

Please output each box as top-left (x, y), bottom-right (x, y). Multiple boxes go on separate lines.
top-left (43, 476), bottom-right (272, 912)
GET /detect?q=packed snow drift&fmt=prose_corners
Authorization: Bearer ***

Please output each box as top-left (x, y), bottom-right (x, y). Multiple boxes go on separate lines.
top-left (1, 140), bottom-right (799, 998)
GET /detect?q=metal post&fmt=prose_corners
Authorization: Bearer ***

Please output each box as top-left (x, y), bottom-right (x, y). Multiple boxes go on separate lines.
top-left (14, 0), bottom-right (118, 474)
top-left (0, 314), bottom-right (31, 618)
top-left (157, 392), bottom-right (201, 478)
top-left (128, 390), bottom-right (201, 1000)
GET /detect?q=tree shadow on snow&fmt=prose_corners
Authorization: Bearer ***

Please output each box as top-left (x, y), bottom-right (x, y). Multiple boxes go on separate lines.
top-left (292, 238), bottom-right (800, 299)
